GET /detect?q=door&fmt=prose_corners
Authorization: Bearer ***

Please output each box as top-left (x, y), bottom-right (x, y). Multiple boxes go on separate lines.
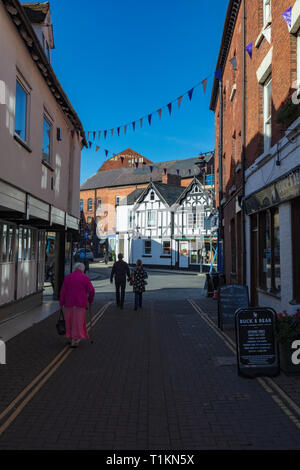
top-left (179, 241), bottom-right (189, 268)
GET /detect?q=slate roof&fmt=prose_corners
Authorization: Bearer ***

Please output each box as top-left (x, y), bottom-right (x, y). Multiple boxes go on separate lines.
top-left (119, 188), bottom-right (144, 206)
top-left (152, 183), bottom-right (185, 206)
top-left (80, 154), bottom-right (213, 191)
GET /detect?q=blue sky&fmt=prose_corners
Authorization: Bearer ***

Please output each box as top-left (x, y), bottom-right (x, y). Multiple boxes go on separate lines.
top-left (25, 0), bottom-right (228, 183)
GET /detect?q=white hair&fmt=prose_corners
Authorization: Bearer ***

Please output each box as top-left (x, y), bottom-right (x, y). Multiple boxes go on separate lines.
top-left (73, 262), bottom-right (85, 273)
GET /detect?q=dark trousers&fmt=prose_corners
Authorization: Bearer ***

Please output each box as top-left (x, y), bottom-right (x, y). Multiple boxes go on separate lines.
top-left (134, 291), bottom-right (143, 309)
top-left (115, 280), bottom-right (126, 307)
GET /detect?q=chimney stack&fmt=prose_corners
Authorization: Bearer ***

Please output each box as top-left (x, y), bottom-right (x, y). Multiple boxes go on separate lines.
top-left (162, 172), bottom-right (181, 186)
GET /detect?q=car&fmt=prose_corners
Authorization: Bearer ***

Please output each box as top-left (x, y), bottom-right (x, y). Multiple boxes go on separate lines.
top-left (76, 248), bottom-right (94, 262)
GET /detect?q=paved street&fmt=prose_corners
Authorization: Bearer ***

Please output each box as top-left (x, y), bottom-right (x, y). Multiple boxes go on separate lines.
top-left (0, 269), bottom-right (300, 450)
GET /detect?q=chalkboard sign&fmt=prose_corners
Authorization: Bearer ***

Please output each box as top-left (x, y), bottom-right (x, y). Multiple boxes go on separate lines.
top-left (235, 307), bottom-right (279, 378)
top-left (218, 284), bottom-right (249, 330)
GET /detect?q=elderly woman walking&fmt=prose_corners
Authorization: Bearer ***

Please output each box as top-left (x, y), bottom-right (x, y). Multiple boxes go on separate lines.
top-left (59, 262), bottom-right (95, 348)
top-left (131, 259), bottom-right (148, 311)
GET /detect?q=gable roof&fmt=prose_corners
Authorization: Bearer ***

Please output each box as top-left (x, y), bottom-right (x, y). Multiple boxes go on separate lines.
top-left (152, 183), bottom-right (184, 206)
top-left (119, 188), bottom-right (144, 206)
top-left (174, 177), bottom-right (214, 207)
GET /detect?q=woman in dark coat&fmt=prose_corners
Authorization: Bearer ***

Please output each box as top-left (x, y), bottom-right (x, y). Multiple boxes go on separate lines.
top-left (131, 259), bottom-right (148, 310)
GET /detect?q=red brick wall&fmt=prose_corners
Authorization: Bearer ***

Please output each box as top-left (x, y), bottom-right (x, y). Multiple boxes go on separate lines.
top-left (98, 149), bottom-right (153, 172)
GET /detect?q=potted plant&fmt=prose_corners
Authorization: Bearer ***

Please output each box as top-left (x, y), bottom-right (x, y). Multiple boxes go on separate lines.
top-left (276, 310), bottom-right (300, 374)
top-left (276, 96), bottom-right (300, 129)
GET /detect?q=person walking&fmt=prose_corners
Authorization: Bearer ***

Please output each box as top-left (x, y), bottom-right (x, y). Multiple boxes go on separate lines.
top-left (59, 262), bottom-right (95, 348)
top-left (131, 259), bottom-right (148, 311)
top-left (110, 253), bottom-right (130, 309)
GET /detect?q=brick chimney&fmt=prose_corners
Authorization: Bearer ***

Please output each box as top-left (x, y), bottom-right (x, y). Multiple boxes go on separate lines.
top-left (162, 172), bottom-right (181, 186)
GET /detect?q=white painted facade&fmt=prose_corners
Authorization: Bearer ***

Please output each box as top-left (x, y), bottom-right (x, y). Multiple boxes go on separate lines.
top-left (116, 179), bottom-right (217, 271)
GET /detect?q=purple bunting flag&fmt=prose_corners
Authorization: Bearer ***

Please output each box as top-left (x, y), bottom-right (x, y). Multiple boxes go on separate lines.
top-left (215, 68), bottom-right (222, 81)
top-left (281, 7), bottom-right (292, 29)
top-left (104, 130), bottom-right (107, 139)
top-left (202, 79), bottom-right (208, 94)
top-left (188, 88), bottom-right (194, 101)
top-left (149, 165), bottom-right (153, 173)
top-left (246, 41), bottom-right (253, 59)
top-left (105, 149), bottom-right (109, 157)
top-left (167, 103), bottom-right (172, 115)
top-left (88, 141), bottom-right (92, 148)
top-left (132, 121), bottom-right (136, 131)
top-left (148, 114), bottom-right (152, 126)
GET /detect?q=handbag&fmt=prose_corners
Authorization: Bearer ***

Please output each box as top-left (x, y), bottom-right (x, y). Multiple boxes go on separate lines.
top-left (56, 309), bottom-right (66, 336)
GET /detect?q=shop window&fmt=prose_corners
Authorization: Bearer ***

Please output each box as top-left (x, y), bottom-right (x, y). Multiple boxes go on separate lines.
top-left (258, 207), bottom-right (280, 294)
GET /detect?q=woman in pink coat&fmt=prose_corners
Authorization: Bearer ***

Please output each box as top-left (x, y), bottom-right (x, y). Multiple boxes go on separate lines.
top-left (59, 262), bottom-right (95, 348)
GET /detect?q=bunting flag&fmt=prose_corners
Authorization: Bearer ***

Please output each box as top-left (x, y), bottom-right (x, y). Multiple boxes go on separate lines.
top-left (177, 96), bottom-right (183, 109)
top-left (105, 149), bottom-right (109, 157)
top-left (246, 41), bottom-right (253, 59)
top-left (263, 25), bottom-right (271, 44)
top-left (111, 129), bottom-right (114, 137)
top-left (148, 114), bottom-right (152, 126)
top-left (96, 145), bottom-right (100, 152)
top-left (140, 117), bottom-right (143, 128)
top-left (87, 132), bottom-right (90, 139)
top-left (201, 79), bottom-right (207, 94)
top-left (132, 121), bottom-right (136, 131)
top-left (104, 130), bottom-right (107, 139)
top-left (188, 88), bottom-right (194, 101)
top-left (98, 131), bottom-right (101, 140)
top-left (124, 124), bottom-right (127, 135)
top-left (117, 127), bottom-right (120, 136)
top-left (215, 68), bottom-right (222, 81)
top-left (163, 168), bottom-right (167, 175)
top-left (149, 165), bottom-right (153, 173)
top-left (93, 131), bottom-right (96, 140)
top-left (229, 56), bottom-right (237, 70)
top-left (167, 102), bottom-right (172, 115)
top-left (282, 7), bottom-right (292, 28)
top-left (157, 108), bottom-right (162, 119)
top-left (120, 156), bottom-right (124, 164)
top-left (89, 141), bottom-right (92, 148)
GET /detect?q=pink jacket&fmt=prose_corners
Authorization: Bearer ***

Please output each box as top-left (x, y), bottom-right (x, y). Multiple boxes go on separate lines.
top-left (59, 270), bottom-right (95, 309)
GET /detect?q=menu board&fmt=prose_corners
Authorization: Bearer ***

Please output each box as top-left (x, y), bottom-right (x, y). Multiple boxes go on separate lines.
top-left (218, 285), bottom-right (249, 329)
top-left (235, 308), bottom-right (279, 378)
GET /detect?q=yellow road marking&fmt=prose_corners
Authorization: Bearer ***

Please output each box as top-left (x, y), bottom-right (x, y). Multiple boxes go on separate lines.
top-left (188, 298), bottom-right (300, 429)
top-left (0, 301), bottom-right (112, 436)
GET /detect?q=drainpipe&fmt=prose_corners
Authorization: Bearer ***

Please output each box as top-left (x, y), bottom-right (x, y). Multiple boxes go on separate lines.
top-left (218, 77), bottom-right (224, 274)
top-left (242, 0), bottom-right (247, 286)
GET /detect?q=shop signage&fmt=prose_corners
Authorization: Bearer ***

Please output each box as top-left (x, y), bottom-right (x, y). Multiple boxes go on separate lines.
top-left (218, 284), bottom-right (249, 329)
top-left (235, 307), bottom-right (279, 378)
top-left (245, 166), bottom-right (300, 215)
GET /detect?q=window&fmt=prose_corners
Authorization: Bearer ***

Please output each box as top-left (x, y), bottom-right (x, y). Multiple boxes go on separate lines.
top-left (263, 76), bottom-right (272, 152)
top-left (87, 217), bottom-right (92, 227)
top-left (187, 210), bottom-right (204, 230)
top-left (263, 0), bottom-right (271, 25)
top-left (80, 200), bottom-right (83, 212)
top-left (15, 80), bottom-right (28, 142)
top-left (128, 210), bottom-right (133, 229)
top-left (150, 191), bottom-right (155, 201)
top-left (162, 240), bottom-right (171, 255)
top-left (147, 210), bottom-right (157, 228)
top-left (144, 240), bottom-right (152, 255)
top-left (87, 198), bottom-right (93, 212)
top-left (115, 196), bottom-right (120, 206)
top-left (96, 198), bottom-right (101, 210)
top-left (0, 224), bottom-right (15, 263)
top-left (42, 116), bottom-right (52, 163)
top-left (258, 208), bottom-right (280, 294)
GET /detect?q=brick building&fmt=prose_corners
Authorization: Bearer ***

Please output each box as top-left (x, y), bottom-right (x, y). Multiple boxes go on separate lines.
top-left (80, 150), bottom-right (214, 256)
top-left (211, 0), bottom-right (300, 313)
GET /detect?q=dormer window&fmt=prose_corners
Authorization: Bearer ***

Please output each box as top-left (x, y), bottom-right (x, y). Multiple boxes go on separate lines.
top-left (150, 191), bottom-right (155, 201)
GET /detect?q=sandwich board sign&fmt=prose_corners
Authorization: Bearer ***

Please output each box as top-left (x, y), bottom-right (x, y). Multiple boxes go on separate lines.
top-left (218, 284), bottom-right (249, 330)
top-left (235, 307), bottom-right (279, 378)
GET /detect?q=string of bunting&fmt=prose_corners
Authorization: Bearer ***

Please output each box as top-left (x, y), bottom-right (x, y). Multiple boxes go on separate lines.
top-left (79, 6), bottom-right (293, 150)
top-left (84, 73), bottom-right (213, 149)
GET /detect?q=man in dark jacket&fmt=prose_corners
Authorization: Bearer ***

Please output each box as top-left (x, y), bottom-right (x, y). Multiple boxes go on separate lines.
top-left (110, 253), bottom-right (130, 309)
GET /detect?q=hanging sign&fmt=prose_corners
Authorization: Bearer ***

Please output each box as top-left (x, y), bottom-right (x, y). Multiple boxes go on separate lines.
top-left (235, 307), bottom-right (279, 378)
